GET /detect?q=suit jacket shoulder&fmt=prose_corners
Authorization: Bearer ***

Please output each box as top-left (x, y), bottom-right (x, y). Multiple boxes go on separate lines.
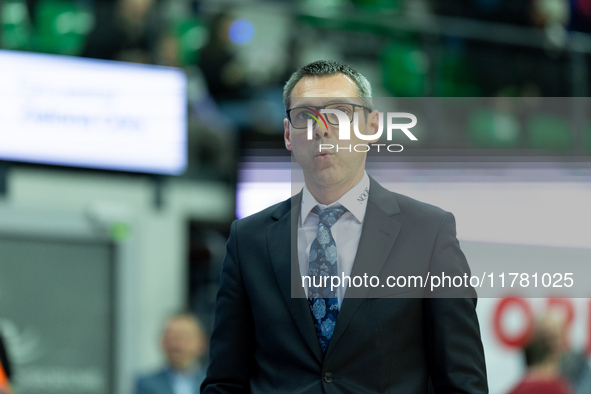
top-left (232, 196), bottom-right (298, 254)
top-left (369, 176), bottom-right (448, 218)
top-left (237, 196), bottom-right (292, 227)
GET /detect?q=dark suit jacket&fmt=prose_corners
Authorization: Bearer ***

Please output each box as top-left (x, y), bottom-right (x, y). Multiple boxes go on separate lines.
top-left (135, 367), bottom-right (205, 394)
top-left (202, 177), bottom-right (487, 393)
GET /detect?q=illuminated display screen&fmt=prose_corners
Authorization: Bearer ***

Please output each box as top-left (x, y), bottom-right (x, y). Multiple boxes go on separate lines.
top-left (0, 50), bottom-right (187, 175)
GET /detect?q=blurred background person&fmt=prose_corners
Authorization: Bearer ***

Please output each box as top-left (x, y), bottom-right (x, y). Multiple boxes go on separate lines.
top-left (134, 314), bottom-right (208, 394)
top-left (82, 0), bottom-right (162, 63)
top-left (0, 331), bottom-right (12, 394)
top-left (507, 314), bottom-right (573, 394)
top-left (198, 12), bottom-right (249, 104)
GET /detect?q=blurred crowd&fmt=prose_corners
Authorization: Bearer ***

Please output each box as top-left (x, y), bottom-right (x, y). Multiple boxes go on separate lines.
top-left (2, 0), bottom-right (591, 182)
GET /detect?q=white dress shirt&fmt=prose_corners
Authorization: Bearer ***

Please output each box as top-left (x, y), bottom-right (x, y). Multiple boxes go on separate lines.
top-left (298, 172), bottom-right (370, 307)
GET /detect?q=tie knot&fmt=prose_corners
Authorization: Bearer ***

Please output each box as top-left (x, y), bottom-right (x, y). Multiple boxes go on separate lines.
top-left (313, 206), bottom-right (347, 228)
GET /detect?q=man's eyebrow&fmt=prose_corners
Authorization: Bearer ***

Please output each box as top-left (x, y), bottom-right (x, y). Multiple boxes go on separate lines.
top-left (291, 98), bottom-right (358, 107)
top-left (324, 98), bottom-right (357, 105)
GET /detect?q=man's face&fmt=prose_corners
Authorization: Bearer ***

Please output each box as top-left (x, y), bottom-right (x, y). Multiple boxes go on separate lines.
top-left (161, 317), bottom-right (206, 371)
top-left (284, 74), bottom-right (379, 193)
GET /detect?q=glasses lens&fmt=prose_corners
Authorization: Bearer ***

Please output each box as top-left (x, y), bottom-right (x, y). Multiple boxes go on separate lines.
top-left (290, 108), bottom-right (316, 128)
top-left (325, 104), bottom-right (354, 125)
top-left (289, 104), bottom-right (356, 128)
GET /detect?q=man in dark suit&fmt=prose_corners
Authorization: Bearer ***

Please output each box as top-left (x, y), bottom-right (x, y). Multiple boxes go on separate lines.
top-left (135, 314), bottom-right (207, 394)
top-left (202, 60), bottom-right (487, 393)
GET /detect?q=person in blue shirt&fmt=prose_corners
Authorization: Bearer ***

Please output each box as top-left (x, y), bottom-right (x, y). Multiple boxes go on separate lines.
top-left (134, 314), bottom-right (208, 394)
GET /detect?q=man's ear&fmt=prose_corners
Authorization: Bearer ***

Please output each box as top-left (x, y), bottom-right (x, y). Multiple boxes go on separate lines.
top-left (284, 118), bottom-right (292, 151)
top-left (367, 110), bottom-right (381, 144)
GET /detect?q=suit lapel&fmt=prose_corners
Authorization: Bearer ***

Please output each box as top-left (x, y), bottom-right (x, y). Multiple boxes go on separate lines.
top-left (326, 178), bottom-right (402, 356)
top-left (267, 193), bottom-right (323, 362)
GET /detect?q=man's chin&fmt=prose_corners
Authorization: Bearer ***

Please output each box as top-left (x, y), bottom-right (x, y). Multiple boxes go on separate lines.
top-left (308, 171), bottom-right (344, 188)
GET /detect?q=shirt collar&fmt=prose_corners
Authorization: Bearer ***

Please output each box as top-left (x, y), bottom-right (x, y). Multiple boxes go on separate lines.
top-left (301, 172), bottom-right (370, 225)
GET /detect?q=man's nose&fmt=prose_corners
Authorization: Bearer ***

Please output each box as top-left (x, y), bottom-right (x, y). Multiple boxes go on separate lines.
top-left (313, 116), bottom-right (333, 139)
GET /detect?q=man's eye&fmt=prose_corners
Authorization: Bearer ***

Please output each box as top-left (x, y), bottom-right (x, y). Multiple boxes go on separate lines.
top-left (336, 106), bottom-right (352, 115)
top-left (297, 112), bottom-right (314, 120)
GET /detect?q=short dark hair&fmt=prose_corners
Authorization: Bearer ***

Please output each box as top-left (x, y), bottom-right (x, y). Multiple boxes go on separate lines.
top-left (283, 60), bottom-right (373, 110)
top-left (523, 329), bottom-right (558, 367)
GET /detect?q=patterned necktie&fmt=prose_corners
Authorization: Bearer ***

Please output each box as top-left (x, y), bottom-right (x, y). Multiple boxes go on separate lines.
top-left (307, 205), bottom-right (347, 355)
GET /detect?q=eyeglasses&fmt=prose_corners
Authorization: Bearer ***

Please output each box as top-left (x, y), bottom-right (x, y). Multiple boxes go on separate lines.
top-left (286, 103), bottom-right (370, 129)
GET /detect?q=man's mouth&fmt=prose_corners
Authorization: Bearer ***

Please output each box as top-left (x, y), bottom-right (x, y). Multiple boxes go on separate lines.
top-left (315, 151), bottom-right (334, 161)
